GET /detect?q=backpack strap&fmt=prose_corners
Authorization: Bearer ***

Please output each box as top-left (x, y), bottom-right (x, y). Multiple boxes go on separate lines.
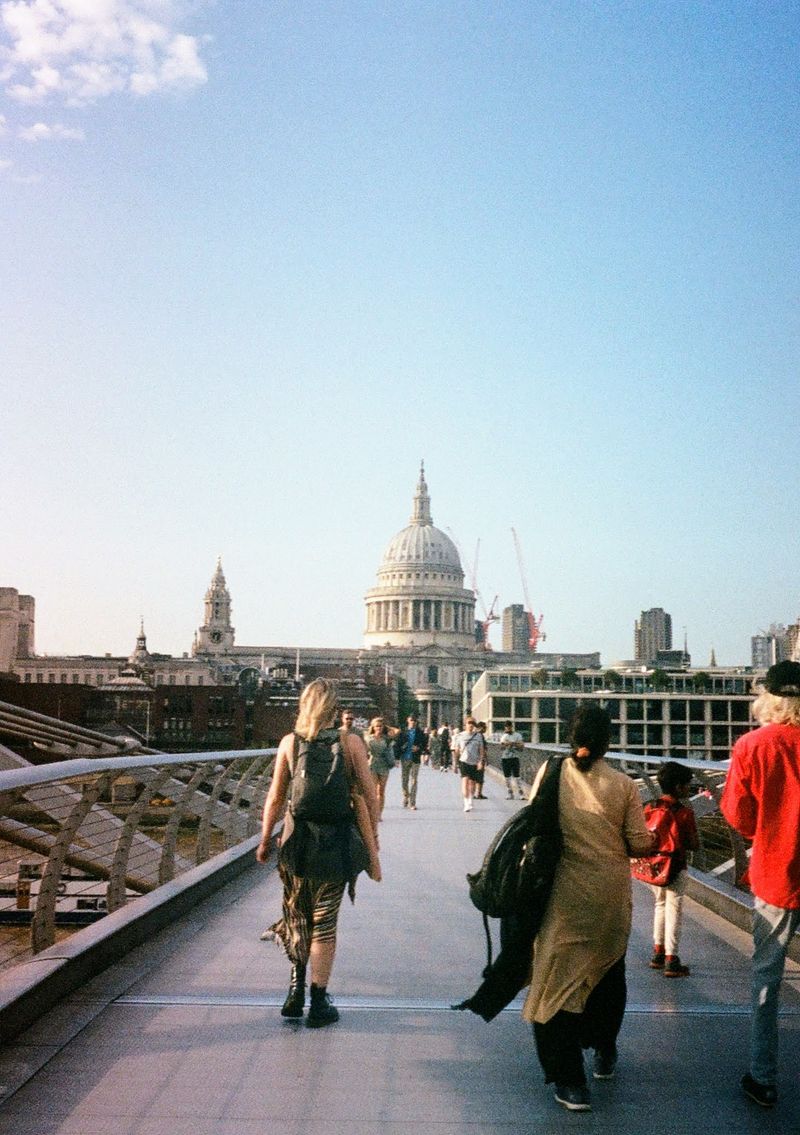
top-left (287, 733), bottom-right (299, 778)
top-left (339, 731), bottom-right (357, 791)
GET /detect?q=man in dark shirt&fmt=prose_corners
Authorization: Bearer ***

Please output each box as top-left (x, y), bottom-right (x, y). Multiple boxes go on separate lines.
top-left (397, 715), bottom-right (427, 810)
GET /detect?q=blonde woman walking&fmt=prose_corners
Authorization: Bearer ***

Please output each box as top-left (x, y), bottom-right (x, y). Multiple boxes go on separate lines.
top-left (257, 679), bottom-right (379, 1026)
top-left (365, 716), bottom-right (395, 817)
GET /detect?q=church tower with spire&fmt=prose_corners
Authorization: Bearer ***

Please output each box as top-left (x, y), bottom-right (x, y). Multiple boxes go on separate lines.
top-left (194, 558), bottom-right (236, 655)
top-left (129, 619), bottom-right (152, 671)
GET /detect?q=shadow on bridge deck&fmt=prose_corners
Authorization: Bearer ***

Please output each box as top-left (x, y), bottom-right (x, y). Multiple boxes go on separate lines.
top-left (0, 765), bottom-right (797, 1134)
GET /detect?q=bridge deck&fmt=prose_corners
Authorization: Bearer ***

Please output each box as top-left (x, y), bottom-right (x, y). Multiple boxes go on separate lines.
top-left (0, 765), bottom-right (797, 1134)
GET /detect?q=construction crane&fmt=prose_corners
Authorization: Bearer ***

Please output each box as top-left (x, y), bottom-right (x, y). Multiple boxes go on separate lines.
top-left (470, 539), bottom-right (500, 650)
top-left (447, 531), bottom-right (499, 650)
top-left (511, 527), bottom-right (545, 653)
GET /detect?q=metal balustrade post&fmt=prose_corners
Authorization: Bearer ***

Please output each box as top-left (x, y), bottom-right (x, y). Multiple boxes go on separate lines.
top-left (196, 763), bottom-right (242, 864)
top-left (31, 774), bottom-right (110, 953)
top-left (158, 766), bottom-right (209, 885)
top-left (226, 754), bottom-right (272, 849)
top-left (107, 767), bottom-right (172, 912)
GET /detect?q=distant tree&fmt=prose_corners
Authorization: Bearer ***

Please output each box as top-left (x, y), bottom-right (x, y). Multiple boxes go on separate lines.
top-left (603, 669), bottom-right (623, 689)
top-left (560, 668), bottom-right (579, 689)
top-left (366, 679), bottom-right (398, 724)
top-left (692, 671), bottom-right (712, 692)
top-left (529, 668), bottom-right (548, 688)
top-left (650, 668), bottom-right (671, 691)
top-left (395, 677), bottom-right (419, 723)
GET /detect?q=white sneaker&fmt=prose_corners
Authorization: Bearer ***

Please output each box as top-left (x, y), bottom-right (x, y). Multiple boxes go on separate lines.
top-left (463, 799), bottom-right (473, 812)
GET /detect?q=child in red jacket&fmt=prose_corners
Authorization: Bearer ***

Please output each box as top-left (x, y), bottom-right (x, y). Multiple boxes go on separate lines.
top-left (645, 761), bottom-right (700, 976)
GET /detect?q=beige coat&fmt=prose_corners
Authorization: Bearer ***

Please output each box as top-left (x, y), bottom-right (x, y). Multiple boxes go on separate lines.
top-left (522, 757), bottom-right (653, 1025)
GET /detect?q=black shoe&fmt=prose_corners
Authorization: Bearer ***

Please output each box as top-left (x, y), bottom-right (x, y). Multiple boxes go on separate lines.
top-left (741, 1073), bottom-right (777, 1108)
top-left (554, 1084), bottom-right (591, 1111)
top-left (307, 984), bottom-right (339, 1028)
top-left (664, 955), bottom-right (690, 977)
top-left (280, 964), bottom-right (306, 1018)
top-left (593, 1045), bottom-right (617, 1080)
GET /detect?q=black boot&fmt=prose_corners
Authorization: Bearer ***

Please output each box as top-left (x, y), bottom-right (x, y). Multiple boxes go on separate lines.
top-left (307, 982), bottom-right (339, 1028)
top-left (281, 964), bottom-right (306, 1018)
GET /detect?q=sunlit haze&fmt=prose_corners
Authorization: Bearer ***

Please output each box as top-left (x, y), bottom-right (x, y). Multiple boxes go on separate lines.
top-left (2, 3), bottom-right (798, 666)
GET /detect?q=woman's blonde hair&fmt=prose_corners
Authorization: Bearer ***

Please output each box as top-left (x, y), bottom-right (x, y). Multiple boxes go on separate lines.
top-left (294, 678), bottom-right (339, 741)
top-left (368, 716), bottom-right (385, 736)
top-left (751, 689), bottom-right (800, 727)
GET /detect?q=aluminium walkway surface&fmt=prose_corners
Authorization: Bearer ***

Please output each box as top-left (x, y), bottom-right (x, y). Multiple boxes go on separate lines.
top-left (0, 764), bottom-right (797, 1135)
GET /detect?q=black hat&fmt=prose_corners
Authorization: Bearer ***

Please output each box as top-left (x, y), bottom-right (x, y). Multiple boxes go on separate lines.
top-left (764, 660), bottom-right (800, 697)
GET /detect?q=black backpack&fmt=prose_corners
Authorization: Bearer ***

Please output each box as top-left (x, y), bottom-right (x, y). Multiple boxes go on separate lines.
top-left (467, 756), bottom-right (564, 920)
top-left (454, 757), bottom-right (564, 1021)
top-left (289, 729), bottom-right (352, 823)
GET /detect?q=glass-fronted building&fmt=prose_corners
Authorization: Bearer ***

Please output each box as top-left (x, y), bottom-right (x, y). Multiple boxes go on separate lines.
top-left (471, 668), bottom-right (758, 761)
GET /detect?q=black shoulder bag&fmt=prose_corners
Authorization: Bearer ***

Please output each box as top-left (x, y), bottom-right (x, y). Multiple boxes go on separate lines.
top-left (453, 756), bottom-right (564, 1021)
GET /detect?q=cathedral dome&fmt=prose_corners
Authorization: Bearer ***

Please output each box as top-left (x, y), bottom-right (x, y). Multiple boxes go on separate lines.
top-left (364, 465), bottom-right (476, 650)
top-left (377, 465), bottom-right (462, 576)
top-left (381, 520), bottom-right (461, 571)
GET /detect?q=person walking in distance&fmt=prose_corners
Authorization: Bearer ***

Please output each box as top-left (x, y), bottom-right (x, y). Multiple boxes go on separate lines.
top-left (499, 721), bottom-right (527, 799)
top-left (364, 716), bottom-right (395, 818)
top-left (454, 716), bottom-right (483, 812)
top-left (427, 724), bottom-right (443, 769)
top-left (473, 722), bottom-right (489, 798)
top-left (256, 679), bottom-right (379, 1027)
top-left (397, 714), bottom-right (426, 810)
top-left (721, 660), bottom-right (800, 1109)
top-left (439, 723), bottom-right (452, 772)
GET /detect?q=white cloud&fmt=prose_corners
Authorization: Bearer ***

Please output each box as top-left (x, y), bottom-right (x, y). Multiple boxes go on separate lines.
top-left (1, 1), bottom-right (209, 106)
top-left (0, 156), bottom-right (12, 169)
top-left (19, 119), bottom-right (85, 140)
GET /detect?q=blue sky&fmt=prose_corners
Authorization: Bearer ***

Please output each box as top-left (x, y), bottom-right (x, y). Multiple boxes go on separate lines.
top-left (2, 2), bottom-right (798, 666)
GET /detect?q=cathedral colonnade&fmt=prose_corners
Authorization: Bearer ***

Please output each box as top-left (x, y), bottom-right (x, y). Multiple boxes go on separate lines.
top-left (366, 598), bottom-right (474, 634)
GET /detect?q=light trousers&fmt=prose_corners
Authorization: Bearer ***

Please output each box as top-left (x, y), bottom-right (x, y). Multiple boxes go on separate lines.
top-left (750, 898), bottom-right (800, 1085)
top-left (650, 870), bottom-right (688, 955)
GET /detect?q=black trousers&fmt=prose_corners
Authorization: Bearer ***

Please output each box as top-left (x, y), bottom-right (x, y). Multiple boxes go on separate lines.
top-left (533, 957), bottom-right (627, 1086)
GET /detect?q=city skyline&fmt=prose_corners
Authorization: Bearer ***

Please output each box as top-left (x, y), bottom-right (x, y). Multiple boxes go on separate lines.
top-left (3, 4), bottom-right (798, 666)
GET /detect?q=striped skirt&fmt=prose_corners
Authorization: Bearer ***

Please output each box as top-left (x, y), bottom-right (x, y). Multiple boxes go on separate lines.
top-left (265, 865), bottom-right (346, 965)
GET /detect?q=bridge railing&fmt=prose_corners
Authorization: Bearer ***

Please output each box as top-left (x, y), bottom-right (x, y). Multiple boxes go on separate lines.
top-left (0, 748), bottom-right (276, 971)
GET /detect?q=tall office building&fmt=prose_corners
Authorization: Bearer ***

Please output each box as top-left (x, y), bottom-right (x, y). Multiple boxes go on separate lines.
top-left (502, 604), bottom-right (530, 653)
top-left (634, 607), bottom-right (672, 664)
top-left (751, 624), bottom-right (788, 669)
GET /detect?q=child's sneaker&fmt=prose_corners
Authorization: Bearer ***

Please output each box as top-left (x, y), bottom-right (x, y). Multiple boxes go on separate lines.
top-left (664, 955), bottom-right (690, 977)
top-left (649, 948), bottom-right (665, 969)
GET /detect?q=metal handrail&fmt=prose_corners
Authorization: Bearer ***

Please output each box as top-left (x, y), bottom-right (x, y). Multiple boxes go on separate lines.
top-left (0, 698), bottom-right (138, 754)
top-left (0, 747), bottom-right (276, 970)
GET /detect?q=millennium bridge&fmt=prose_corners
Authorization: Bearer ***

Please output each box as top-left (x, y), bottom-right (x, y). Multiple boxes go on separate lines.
top-left (0, 699), bottom-right (797, 1133)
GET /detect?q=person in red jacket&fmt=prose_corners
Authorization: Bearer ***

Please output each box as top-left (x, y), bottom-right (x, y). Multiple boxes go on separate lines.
top-left (645, 761), bottom-right (700, 977)
top-left (721, 660), bottom-right (800, 1110)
